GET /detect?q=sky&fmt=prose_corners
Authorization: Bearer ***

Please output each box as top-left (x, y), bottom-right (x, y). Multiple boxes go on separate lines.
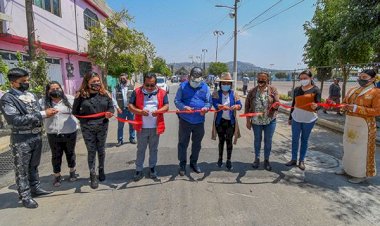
top-left (107, 0), bottom-right (317, 70)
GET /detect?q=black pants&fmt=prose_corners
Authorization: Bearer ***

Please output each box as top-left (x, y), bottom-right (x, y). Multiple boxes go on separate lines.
top-left (81, 123), bottom-right (108, 173)
top-left (178, 119), bottom-right (205, 167)
top-left (243, 85), bottom-right (248, 95)
top-left (47, 132), bottom-right (77, 174)
top-left (216, 118), bottom-right (235, 160)
top-left (10, 133), bottom-right (42, 200)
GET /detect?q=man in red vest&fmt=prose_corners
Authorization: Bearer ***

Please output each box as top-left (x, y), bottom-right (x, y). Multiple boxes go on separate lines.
top-left (128, 73), bottom-right (169, 181)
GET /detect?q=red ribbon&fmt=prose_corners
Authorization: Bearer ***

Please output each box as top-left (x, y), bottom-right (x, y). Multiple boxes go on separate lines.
top-left (70, 112), bottom-right (142, 125)
top-left (239, 112), bottom-right (263, 117)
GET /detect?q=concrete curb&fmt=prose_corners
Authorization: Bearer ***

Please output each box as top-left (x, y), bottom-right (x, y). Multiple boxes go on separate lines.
top-left (239, 95), bottom-right (380, 146)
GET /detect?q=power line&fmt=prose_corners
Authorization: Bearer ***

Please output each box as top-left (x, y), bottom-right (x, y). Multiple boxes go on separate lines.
top-left (240, 0), bottom-right (282, 31)
top-left (241, 0), bottom-right (305, 32)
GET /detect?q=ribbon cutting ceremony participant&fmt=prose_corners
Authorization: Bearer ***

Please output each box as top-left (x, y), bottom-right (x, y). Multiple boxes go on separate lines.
top-left (112, 73), bottom-right (136, 147)
top-left (175, 67), bottom-right (212, 176)
top-left (286, 70), bottom-right (321, 171)
top-left (245, 72), bottom-right (280, 171)
top-left (128, 73), bottom-right (169, 181)
top-left (40, 81), bottom-right (79, 187)
top-left (72, 71), bottom-right (114, 189)
top-left (336, 69), bottom-right (380, 183)
top-left (0, 68), bottom-right (56, 208)
top-left (211, 72), bottom-right (242, 170)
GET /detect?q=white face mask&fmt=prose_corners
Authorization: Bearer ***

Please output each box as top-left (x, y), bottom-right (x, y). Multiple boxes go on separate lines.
top-left (300, 79), bottom-right (310, 87)
top-left (190, 81), bottom-right (201, 88)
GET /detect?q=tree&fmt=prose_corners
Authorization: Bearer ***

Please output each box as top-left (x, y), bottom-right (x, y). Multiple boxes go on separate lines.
top-left (150, 57), bottom-right (171, 76)
top-left (208, 62), bottom-right (229, 76)
top-left (87, 10), bottom-right (155, 86)
top-left (274, 72), bottom-right (288, 80)
top-left (175, 67), bottom-right (189, 75)
top-left (0, 57), bottom-right (9, 91)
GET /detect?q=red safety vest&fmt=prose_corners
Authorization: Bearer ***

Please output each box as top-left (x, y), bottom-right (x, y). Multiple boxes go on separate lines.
top-left (133, 87), bottom-right (166, 135)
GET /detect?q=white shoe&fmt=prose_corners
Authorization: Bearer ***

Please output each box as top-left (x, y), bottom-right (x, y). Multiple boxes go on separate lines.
top-left (335, 168), bottom-right (346, 175)
top-left (348, 177), bottom-right (367, 184)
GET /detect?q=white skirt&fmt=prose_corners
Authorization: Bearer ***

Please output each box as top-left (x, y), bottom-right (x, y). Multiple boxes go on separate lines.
top-left (343, 115), bottom-right (369, 178)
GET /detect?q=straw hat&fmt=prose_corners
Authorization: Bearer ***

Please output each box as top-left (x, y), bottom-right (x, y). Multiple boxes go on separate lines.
top-left (219, 72), bottom-right (234, 82)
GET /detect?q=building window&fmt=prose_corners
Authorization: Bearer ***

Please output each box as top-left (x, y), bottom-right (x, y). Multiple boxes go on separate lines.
top-left (79, 61), bottom-right (92, 77)
top-left (33, 0), bottom-right (61, 17)
top-left (84, 9), bottom-right (99, 30)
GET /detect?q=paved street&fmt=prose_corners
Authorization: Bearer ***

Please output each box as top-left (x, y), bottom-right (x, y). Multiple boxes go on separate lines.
top-left (0, 84), bottom-right (379, 226)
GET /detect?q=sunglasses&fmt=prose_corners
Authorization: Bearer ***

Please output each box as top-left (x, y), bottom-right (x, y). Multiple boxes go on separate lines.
top-left (144, 84), bottom-right (156, 88)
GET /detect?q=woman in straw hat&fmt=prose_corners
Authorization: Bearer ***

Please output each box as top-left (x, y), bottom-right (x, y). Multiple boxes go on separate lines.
top-left (211, 72), bottom-right (242, 170)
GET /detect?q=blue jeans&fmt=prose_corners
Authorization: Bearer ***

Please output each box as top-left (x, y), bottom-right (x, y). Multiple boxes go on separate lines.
top-left (291, 119), bottom-right (316, 161)
top-left (117, 108), bottom-right (136, 142)
top-left (252, 119), bottom-right (276, 160)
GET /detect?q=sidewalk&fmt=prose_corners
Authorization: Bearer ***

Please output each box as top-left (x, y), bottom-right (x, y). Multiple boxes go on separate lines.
top-left (238, 91), bottom-right (380, 145)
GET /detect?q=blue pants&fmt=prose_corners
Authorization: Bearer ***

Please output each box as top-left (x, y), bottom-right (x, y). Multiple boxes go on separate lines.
top-left (177, 119), bottom-right (205, 167)
top-left (252, 119), bottom-right (276, 160)
top-left (291, 119), bottom-right (316, 161)
top-left (117, 108), bottom-right (135, 142)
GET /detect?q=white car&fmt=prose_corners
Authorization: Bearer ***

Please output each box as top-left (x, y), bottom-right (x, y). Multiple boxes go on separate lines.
top-left (157, 76), bottom-right (169, 94)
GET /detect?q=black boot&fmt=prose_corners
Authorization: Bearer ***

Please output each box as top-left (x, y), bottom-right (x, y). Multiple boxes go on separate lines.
top-left (217, 158), bottom-right (223, 167)
top-left (264, 160), bottom-right (272, 171)
top-left (90, 173), bottom-right (98, 189)
top-left (22, 197), bottom-right (39, 209)
top-left (252, 158), bottom-right (260, 169)
top-left (98, 168), bottom-right (106, 182)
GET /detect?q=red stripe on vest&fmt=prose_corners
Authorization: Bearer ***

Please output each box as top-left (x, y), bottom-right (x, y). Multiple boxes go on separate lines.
top-left (133, 87), bottom-right (166, 134)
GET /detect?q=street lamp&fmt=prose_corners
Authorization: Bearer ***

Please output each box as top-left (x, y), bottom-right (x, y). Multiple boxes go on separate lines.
top-left (213, 30), bottom-right (224, 62)
top-left (202, 49), bottom-right (208, 73)
top-left (216, 0), bottom-right (240, 92)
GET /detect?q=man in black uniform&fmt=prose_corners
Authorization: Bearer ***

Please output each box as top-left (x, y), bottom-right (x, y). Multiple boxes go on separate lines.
top-left (0, 68), bottom-right (57, 208)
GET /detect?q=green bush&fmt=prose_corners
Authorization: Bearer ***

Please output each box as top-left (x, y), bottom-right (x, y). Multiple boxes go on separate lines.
top-left (279, 94), bottom-right (292, 101)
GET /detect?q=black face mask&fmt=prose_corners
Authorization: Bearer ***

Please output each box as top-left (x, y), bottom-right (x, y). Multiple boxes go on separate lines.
top-left (258, 80), bottom-right (267, 86)
top-left (18, 82), bottom-right (30, 92)
top-left (120, 80), bottom-right (127, 85)
top-left (90, 83), bottom-right (101, 91)
top-left (357, 79), bottom-right (372, 87)
top-left (50, 90), bottom-right (63, 98)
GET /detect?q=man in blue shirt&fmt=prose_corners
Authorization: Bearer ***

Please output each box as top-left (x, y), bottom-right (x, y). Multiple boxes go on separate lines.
top-left (175, 67), bottom-right (212, 175)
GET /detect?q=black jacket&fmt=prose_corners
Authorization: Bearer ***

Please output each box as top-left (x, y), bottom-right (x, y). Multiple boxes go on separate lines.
top-left (72, 93), bottom-right (114, 125)
top-left (0, 88), bottom-right (43, 131)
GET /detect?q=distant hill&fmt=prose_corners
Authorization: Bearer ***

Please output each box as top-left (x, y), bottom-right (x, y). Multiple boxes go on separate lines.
top-left (169, 61), bottom-right (286, 74)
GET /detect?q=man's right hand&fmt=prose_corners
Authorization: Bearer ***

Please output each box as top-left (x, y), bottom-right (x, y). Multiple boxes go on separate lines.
top-left (140, 109), bottom-right (149, 116)
top-left (45, 108), bottom-right (58, 118)
top-left (183, 106), bottom-right (193, 111)
top-left (117, 108), bottom-right (122, 114)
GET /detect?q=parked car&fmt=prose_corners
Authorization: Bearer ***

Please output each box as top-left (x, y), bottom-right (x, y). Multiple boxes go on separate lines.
top-left (157, 76), bottom-right (169, 94)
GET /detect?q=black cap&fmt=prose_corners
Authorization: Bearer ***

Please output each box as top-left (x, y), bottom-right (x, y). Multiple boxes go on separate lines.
top-left (361, 69), bottom-right (377, 78)
top-left (7, 68), bottom-right (29, 82)
top-left (190, 67), bottom-right (203, 78)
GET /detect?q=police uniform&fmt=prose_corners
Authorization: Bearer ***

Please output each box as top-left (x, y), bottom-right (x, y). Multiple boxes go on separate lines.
top-left (0, 88), bottom-right (47, 202)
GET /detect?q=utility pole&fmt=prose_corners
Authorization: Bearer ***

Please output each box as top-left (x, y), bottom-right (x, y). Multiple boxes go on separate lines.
top-left (25, 0), bottom-right (36, 60)
top-left (213, 30), bottom-right (224, 62)
top-left (216, 0), bottom-right (240, 91)
top-left (202, 49), bottom-right (207, 72)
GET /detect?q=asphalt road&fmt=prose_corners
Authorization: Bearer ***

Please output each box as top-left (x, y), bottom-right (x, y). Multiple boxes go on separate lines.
top-left (0, 84), bottom-right (379, 226)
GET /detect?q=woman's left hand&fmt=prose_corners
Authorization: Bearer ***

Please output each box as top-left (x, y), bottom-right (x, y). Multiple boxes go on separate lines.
top-left (230, 105), bottom-right (241, 110)
top-left (311, 103), bottom-right (318, 110)
top-left (105, 112), bottom-right (113, 118)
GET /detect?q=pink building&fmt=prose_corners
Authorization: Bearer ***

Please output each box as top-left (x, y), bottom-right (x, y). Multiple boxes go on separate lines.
top-left (0, 0), bottom-right (114, 95)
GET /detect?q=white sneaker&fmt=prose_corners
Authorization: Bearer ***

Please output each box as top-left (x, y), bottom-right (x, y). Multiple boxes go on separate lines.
top-left (348, 177), bottom-right (367, 184)
top-left (335, 168), bottom-right (346, 175)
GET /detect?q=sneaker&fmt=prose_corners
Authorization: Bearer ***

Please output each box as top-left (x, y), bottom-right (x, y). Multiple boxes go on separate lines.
top-left (179, 166), bottom-right (186, 176)
top-left (150, 167), bottom-right (158, 179)
top-left (116, 141), bottom-right (123, 147)
top-left (133, 171), bottom-right (144, 182)
top-left (285, 160), bottom-right (297, 167)
top-left (348, 177), bottom-right (367, 184)
top-left (90, 173), bottom-right (98, 189)
top-left (226, 160), bottom-right (232, 170)
top-left (53, 175), bottom-right (62, 187)
top-left (130, 139), bottom-right (137, 144)
top-left (264, 160), bottom-right (272, 171)
top-left (335, 168), bottom-right (346, 175)
top-left (217, 158), bottom-right (223, 168)
top-left (252, 158), bottom-right (260, 169)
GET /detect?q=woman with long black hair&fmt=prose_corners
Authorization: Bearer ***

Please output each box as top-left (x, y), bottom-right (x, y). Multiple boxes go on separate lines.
top-left (72, 71), bottom-right (114, 189)
top-left (41, 81), bottom-right (78, 187)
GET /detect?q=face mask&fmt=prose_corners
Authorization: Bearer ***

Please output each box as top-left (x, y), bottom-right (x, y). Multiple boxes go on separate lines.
top-left (357, 79), bottom-right (372, 87)
top-left (221, 85), bottom-right (231, 92)
top-left (120, 80), bottom-right (127, 85)
top-left (90, 83), bottom-right (101, 91)
top-left (300, 79), bottom-right (310, 87)
top-left (18, 82), bottom-right (30, 92)
top-left (190, 81), bottom-right (201, 88)
top-left (50, 90), bottom-right (63, 98)
top-left (258, 80), bottom-right (266, 86)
